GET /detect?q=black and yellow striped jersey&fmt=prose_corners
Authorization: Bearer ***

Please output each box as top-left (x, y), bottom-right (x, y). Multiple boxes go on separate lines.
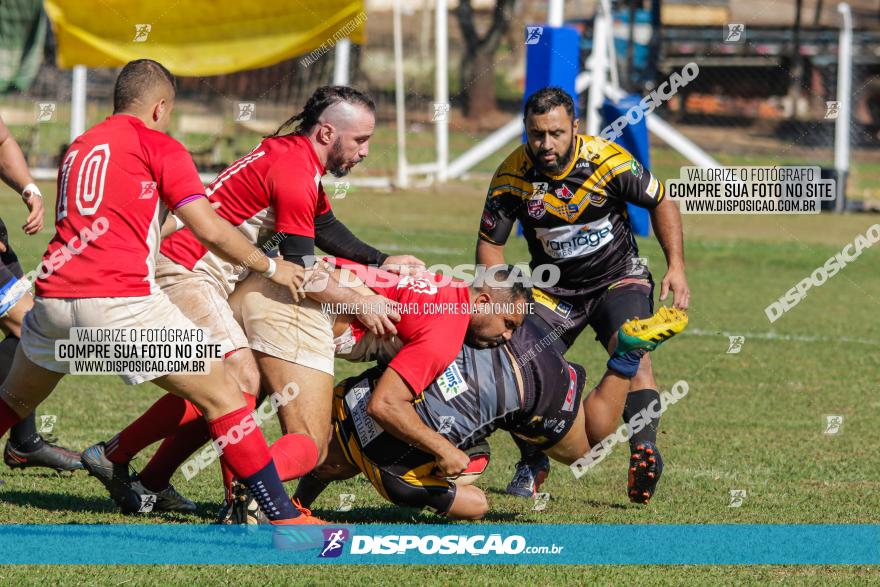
top-left (478, 135), bottom-right (665, 294)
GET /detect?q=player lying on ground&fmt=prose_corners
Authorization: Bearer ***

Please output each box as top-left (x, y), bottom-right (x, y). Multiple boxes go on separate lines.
top-left (83, 86), bottom-right (422, 514)
top-left (224, 307), bottom-right (687, 522)
top-left (0, 59), bottom-right (322, 526)
top-left (476, 87), bottom-right (690, 503)
top-left (0, 114), bottom-right (80, 472)
top-left (222, 259), bottom-right (532, 494)
top-left (90, 259), bottom-right (529, 519)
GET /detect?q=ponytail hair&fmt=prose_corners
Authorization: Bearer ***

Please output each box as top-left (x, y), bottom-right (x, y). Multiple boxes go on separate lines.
top-left (271, 86), bottom-right (375, 137)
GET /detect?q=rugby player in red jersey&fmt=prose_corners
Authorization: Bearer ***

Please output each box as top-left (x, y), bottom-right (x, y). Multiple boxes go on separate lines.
top-left (87, 87), bottom-right (422, 513)
top-left (0, 60), bottom-right (320, 525)
top-left (223, 261), bottom-right (531, 492)
top-left (0, 115), bottom-right (81, 472)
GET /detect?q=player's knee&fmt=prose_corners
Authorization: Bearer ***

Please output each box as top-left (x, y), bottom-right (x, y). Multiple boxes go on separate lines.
top-left (449, 487), bottom-right (489, 520)
top-left (226, 351), bottom-right (260, 396)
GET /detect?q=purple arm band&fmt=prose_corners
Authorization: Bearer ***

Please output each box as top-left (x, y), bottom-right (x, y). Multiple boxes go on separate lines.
top-left (173, 193), bottom-right (206, 210)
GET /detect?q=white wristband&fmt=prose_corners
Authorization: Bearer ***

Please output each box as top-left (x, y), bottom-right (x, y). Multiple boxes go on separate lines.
top-left (261, 257), bottom-right (277, 279)
top-left (22, 183), bottom-right (42, 200)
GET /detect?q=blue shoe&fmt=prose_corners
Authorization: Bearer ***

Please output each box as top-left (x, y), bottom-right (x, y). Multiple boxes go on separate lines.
top-left (505, 453), bottom-right (550, 498)
top-left (628, 441), bottom-right (663, 504)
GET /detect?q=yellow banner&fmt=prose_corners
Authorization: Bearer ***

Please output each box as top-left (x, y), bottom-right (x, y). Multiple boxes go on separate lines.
top-left (44, 0), bottom-right (366, 76)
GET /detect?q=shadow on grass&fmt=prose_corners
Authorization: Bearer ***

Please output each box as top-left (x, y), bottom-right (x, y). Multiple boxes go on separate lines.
top-left (485, 487), bottom-right (630, 510)
top-left (0, 489), bottom-right (123, 514)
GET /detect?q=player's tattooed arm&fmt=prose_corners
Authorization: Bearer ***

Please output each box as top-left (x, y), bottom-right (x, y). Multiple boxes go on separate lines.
top-left (367, 368), bottom-right (470, 478)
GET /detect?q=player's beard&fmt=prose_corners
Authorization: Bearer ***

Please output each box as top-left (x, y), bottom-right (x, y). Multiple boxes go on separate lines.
top-left (531, 137), bottom-right (575, 176)
top-left (327, 137), bottom-right (353, 178)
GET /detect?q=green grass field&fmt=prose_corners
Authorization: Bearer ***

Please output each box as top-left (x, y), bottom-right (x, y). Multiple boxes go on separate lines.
top-left (0, 180), bottom-right (878, 584)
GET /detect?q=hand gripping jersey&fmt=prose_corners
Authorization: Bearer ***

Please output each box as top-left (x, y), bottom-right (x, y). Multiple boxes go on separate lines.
top-left (339, 315), bottom-right (587, 456)
top-left (160, 134), bottom-right (330, 293)
top-left (37, 115), bottom-right (205, 298)
top-left (478, 135), bottom-right (665, 295)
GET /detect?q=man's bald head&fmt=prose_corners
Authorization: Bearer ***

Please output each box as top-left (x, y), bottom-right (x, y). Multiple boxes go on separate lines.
top-left (113, 59), bottom-right (176, 131)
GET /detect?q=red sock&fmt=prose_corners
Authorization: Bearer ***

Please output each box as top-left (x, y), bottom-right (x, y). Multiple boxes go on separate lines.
top-left (137, 394), bottom-right (258, 491)
top-left (105, 394), bottom-right (203, 464)
top-left (270, 434), bottom-right (319, 482)
top-left (138, 419), bottom-right (210, 492)
top-left (207, 406), bottom-right (270, 479)
top-left (0, 398), bottom-right (22, 438)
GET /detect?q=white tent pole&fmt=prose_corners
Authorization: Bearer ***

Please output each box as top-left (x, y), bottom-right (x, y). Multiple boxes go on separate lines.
top-left (586, 0), bottom-right (611, 135)
top-left (393, 0), bottom-right (409, 187)
top-left (548, 0), bottom-right (564, 26)
top-left (333, 39), bottom-right (351, 86)
top-left (834, 3), bottom-right (852, 212)
top-left (435, 0), bottom-right (449, 182)
top-left (70, 65), bottom-right (87, 142)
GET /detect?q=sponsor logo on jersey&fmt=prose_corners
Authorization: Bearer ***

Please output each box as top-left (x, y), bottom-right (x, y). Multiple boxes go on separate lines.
top-left (555, 300), bottom-right (573, 318)
top-left (139, 181), bottom-right (157, 199)
top-left (481, 210), bottom-right (497, 230)
top-left (555, 185), bottom-right (574, 200)
top-left (565, 203), bottom-right (581, 220)
top-left (436, 362), bottom-right (468, 401)
top-left (535, 214), bottom-right (615, 259)
top-left (561, 365), bottom-right (577, 412)
top-left (530, 181), bottom-right (549, 199)
top-left (527, 199), bottom-right (546, 219)
top-left (398, 276), bottom-right (438, 295)
top-left (346, 385), bottom-right (384, 446)
top-left (646, 174), bottom-right (659, 199)
top-left (630, 159), bottom-right (644, 179)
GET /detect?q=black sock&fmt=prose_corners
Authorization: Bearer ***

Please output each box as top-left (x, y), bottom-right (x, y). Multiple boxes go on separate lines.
top-left (511, 431), bottom-right (543, 463)
top-left (241, 460), bottom-right (300, 521)
top-left (9, 413), bottom-right (45, 452)
top-left (623, 388), bottom-right (661, 449)
top-left (0, 337), bottom-right (44, 452)
top-left (293, 473), bottom-right (331, 509)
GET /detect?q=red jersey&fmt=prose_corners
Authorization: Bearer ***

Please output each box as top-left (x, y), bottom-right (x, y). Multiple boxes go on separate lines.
top-left (160, 134), bottom-right (331, 293)
top-left (37, 115), bottom-right (205, 298)
top-left (342, 262), bottom-right (472, 395)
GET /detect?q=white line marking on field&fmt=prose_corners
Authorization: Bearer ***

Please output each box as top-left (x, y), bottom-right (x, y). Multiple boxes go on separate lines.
top-left (373, 243), bottom-right (466, 256)
top-left (687, 328), bottom-right (880, 347)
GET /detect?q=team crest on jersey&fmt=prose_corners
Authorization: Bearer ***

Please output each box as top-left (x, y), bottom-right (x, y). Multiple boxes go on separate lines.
top-left (139, 181), bottom-right (157, 199)
top-left (555, 185), bottom-right (574, 200)
top-left (481, 210), bottom-right (497, 230)
top-left (527, 199), bottom-right (546, 219)
top-left (436, 362), bottom-right (468, 401)
top-left (530, 181), bottom-right (549, 199)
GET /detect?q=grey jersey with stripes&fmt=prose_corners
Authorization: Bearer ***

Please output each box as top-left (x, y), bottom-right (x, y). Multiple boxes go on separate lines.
top-left (412, 340), bottom-right (522, 450)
